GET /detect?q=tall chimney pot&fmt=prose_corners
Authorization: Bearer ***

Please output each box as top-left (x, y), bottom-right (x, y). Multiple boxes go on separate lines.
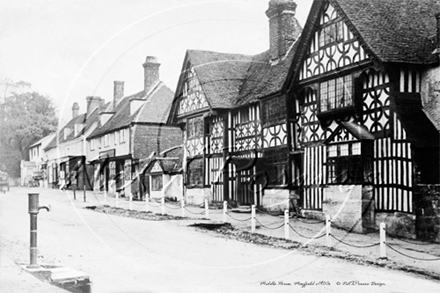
top-left (72, 102), bottom-right (79, 119)
top-left (86, 96), bottom-right (103, 116)
top-left (113, 81), bottom-right (124, 109)
top-left (266, 0), bottom-right (301, 61)
top-left (143, 56), bottom-right (160, 94)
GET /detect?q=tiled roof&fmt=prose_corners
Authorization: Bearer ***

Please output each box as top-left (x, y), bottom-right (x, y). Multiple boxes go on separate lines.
top-left (88, 82), bottom-right (174, 139)
top-left (135, 83), bottom-right (174, 123)
top-left (44, 104), bottom-right (106, 151)
top-left (186, 50), bottom-right (254, 109)
top-left (237, 42), bottom-right (299, 105)
top-left (179, 43), bottom-right (300, 110)
top-left (333, 0), bottom-right (440, 64)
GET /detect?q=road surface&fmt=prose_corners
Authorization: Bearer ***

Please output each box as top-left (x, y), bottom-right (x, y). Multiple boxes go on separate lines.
top-left (1, 187), bottom-right (439, 293)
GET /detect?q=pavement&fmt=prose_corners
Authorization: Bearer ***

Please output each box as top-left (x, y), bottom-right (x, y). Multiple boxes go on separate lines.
top-left (0, 252), bottom-right (66, 293)
top-left (79, 190), bottom-right (440, 279)
top-left (2, 187), bottom-right (440, 291)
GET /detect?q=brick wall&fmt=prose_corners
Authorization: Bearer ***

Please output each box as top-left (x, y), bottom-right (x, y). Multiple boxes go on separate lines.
top-left (132, 124), bottom-right (182, 161)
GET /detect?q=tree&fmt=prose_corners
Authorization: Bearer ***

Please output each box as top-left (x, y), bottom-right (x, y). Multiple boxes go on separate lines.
top-left (0, 79), bottom-right (58, 177)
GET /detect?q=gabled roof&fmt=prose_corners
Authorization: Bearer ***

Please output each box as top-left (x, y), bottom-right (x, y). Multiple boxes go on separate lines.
top-left (44, 104), bottom-right (107, 151)
top-left (287, 0), bottom-right (440, 89)
top-left (135, 83), bottom-right (174, 123)
top-left (171, 41), bottom-right (301, 115)
top-left (88, 82), bottom-right (174, 139)
top-left (333, 0), bottom-right (439, 64)
top-left (185, 50), bottom-right (253, 109)
top-left (144, 147), bottom-right (183, 174)
top-left (28, 133), bottom-right (55, 149)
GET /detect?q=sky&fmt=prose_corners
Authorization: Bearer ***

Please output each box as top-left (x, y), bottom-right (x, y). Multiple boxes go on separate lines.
top-left (0, 0), bottom-right (313, 125)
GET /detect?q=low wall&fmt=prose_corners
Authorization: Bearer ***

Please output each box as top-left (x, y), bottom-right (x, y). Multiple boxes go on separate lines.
top-left (262, 189), bottom-right (289, 211)
top-left (375, 212), bottom-right (416, 239)
top-left (185, 188), bottom-right (206, 205)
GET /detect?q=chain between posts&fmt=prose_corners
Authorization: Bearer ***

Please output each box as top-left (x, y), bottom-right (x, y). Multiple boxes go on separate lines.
top-left (95, 194), bottom-right (440, 261)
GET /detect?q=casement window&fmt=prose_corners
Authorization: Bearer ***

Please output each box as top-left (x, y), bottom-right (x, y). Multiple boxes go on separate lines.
top-left (109, 161), bottom-right (116, 180)
top-left (187, 158), bottom-right (203, 187)
top-left (327, 142), bottom-right (363, 184)
top-left (187, 117), bottom-right (204, 139)
top-left (90, 139), bottom-right (95, 151)
top-left (320, 74), bottom-right (353, 112)
top-left (104, 134), bottom-right (109, 147)
top-left (151, 175), bottom-right (163, 191)
top-left (264, 148), bottom-right (288, 186)
top-left (319, 21), bottom-right (344, 48)
top-left (115, 131), bottom-right (118, 145)
top-left (120, 128), bottom-right (126, 143)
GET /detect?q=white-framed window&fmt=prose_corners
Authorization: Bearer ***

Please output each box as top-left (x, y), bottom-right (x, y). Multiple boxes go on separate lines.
top-left (104, 134), bottom-right (109, 147)
top-left (115, 131), bottom-right (118, 145)
top-left (120, 128), bottom-right (126, 143)
top-left (151, 175), bottom-right (163, 191)
top-left (90, 139), bottom-right (95, 151)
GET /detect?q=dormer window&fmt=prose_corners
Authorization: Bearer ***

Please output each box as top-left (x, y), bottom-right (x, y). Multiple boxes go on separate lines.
top-left (320, 74), bottom-right (353, 112)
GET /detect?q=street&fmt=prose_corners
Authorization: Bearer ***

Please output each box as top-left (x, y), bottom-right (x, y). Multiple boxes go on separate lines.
top-left (1, 187), bottom-right (439, 293)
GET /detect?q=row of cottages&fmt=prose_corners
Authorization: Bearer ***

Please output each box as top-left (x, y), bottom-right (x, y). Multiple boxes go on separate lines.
top-left (169, 0), bottom-right (440, 239)
top-left (42, 56), bottom-right (183, 200)
top-left (25, 133), bottom-right (56, 187)
top-left (85, 56), bottom-right (183, 200)
top-left (44, 97), bottom-right (107, 190)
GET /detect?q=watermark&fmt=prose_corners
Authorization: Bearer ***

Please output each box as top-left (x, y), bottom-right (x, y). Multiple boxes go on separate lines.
top-left (260, 280), bottom-right (386, 288)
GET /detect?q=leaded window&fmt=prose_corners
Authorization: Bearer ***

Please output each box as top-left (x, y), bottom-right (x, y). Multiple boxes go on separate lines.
top-left (187, 158), bottom-right (203, 187)
top-left (327, 142), bottom-right (363, 184)
top-left (319, 21), bottom-right (344, 48)
top-left (320, 74), bottom-right (353, 112)
top-left (264, 148), bottom-right (288, 186)
top-left (187, 117), bottom-right (204, 139)
top-left (151, 175), bottom-right (163, 191)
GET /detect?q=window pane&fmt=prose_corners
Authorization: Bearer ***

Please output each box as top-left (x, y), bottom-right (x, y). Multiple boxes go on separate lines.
top-left (320, 74), bottom-right (353, 111)
top-left (340, 144), bottom-right (349, 156)
top-left (152, 175), bottom-right (163, 191)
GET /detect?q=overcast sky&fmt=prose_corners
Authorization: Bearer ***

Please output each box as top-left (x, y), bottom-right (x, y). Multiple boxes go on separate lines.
top-left (0, 0), bottom-right (313, 125)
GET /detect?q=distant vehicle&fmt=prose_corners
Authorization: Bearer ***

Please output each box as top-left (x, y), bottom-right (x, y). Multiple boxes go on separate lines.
top-left (28, 171), bottom-right (43, 187)
top-left (0, 171), bottom-right (10, 192)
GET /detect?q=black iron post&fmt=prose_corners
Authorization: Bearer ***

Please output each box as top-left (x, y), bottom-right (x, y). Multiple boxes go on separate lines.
top-left (27, 193), bottom-right (50, 268)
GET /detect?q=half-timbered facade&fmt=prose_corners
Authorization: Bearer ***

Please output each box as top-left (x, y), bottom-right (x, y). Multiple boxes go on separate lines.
top-left (169, 0), bottom-right (302, 208)
top-left (286, 0), bottom-right (440, 236)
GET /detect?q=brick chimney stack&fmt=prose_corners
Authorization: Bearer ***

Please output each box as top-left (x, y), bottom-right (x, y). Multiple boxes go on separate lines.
top-left (72, 102), bottom-right (79, 119)
top-left (143, 56), bottom-right (160, 94)
top-left (86, 96), bottom-right (103, 116)
top-left (266, 0), bottom-right (301, 61)
top-left (434, 13), bottom-right (440, 55)
top-left (113, 81), bottom-right (124, 109)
